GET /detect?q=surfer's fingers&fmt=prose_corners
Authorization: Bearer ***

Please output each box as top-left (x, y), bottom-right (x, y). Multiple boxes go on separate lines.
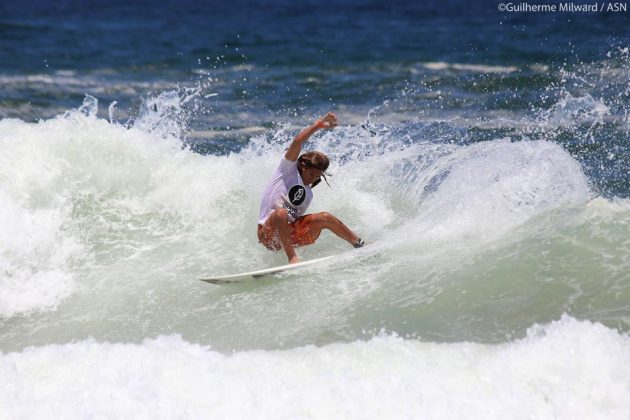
top-left (324, 112), bottom-right (338, 126)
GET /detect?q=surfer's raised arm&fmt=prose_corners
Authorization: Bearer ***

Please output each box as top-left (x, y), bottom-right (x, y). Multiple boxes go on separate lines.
top-left (284, 112), bottom-right (338, 161)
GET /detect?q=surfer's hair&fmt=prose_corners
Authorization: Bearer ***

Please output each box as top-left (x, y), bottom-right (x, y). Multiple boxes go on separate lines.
top-left (298, 151), bottom-right (330, 188)
top-left (298, 151), bottom-right (329, 171)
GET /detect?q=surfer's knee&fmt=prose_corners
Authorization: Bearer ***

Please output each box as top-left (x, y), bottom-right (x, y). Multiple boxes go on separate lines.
top-left (317, 211), bottom-right (333, 221)
top-left (270, 208), bottom-right (289, 224)
top-left (318, 211), bottom-right (342, 225)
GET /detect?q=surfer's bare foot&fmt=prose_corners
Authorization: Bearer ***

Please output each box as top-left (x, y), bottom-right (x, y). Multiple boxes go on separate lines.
top-left (289, 256), bottom-right (300, 264)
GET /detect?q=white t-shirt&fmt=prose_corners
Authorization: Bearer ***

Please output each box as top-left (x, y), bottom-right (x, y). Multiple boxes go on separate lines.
top-left (258, 158), bottom-right (313, 225)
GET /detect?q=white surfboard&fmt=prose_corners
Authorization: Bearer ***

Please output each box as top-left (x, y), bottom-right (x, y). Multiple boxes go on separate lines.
top-left (199, 255), bottom-right (335, 284)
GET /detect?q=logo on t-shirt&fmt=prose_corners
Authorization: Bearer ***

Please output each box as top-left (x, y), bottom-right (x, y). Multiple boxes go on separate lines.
top-left (288, 185), bottom-right (306, 206)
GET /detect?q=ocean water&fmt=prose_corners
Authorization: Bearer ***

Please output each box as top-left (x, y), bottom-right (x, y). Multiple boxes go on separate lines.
top-left (1, 0), bottom-right (629, 418)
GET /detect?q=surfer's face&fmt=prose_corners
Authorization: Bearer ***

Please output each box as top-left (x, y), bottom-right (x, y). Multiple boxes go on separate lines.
top-left (301, 166), bottom-right (324, 186)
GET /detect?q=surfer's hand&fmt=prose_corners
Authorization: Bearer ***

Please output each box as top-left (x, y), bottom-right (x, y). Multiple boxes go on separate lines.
top-left (316, 112), bottom-right (338, 129)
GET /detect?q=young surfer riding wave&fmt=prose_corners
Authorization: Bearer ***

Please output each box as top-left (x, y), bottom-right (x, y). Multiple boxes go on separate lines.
top-left (257, 112), bottom-right (364, 264)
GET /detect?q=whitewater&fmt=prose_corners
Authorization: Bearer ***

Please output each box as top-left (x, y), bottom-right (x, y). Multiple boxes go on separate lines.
top-left (0, 93), bottom-right (628, 418)
top-left (1, 318), bottom-right (628, 419)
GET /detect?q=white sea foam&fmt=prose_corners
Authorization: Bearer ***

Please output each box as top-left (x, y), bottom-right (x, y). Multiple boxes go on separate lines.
top-left (422, 61), bottom-right (519, 73)
top-left (538, 91), bottom-right (610, 127)
top-left (0, 126), bottom-right (80, 317)
top-left (0, 316), bottom-right (628, 420)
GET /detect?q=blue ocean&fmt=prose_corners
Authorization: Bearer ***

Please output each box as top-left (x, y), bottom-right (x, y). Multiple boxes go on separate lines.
top-left (1, 0), bottom-right (629, 418)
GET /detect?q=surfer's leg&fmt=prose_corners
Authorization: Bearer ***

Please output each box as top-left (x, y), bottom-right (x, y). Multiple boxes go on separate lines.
top-left (268, 208), bottom-right (300, 264)
top-left (257, 223), bottom-right (282, 251)
top-left (299, 212), bottom-right (362, 247)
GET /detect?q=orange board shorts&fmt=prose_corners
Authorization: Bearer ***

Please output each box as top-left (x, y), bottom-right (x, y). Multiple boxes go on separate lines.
top-left (257, 215), bottom-right (319, 251)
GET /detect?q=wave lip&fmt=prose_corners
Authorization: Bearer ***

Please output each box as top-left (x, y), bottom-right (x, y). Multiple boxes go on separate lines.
top-left (398, 139), bottom-right (591, 243)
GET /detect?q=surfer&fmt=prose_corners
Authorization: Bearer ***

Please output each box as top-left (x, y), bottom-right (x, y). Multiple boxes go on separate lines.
top-left (257, 112), bottom-right (364, 264)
